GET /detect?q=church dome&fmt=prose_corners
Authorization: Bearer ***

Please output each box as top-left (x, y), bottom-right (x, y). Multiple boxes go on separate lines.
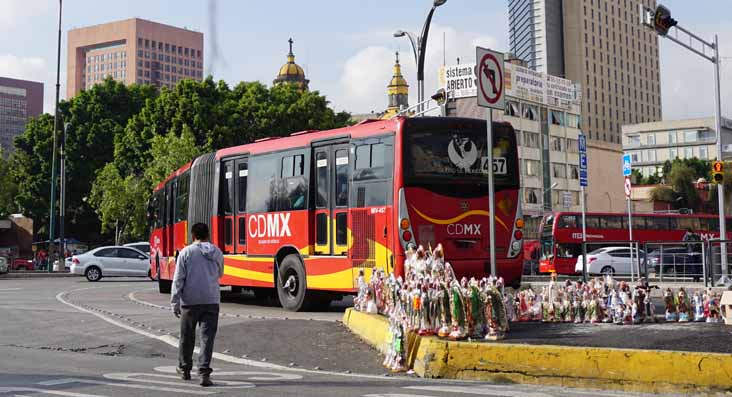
top-left (273, 38), bottom-right (309, 90)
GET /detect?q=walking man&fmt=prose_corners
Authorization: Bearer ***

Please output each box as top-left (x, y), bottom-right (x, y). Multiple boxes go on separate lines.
top-left (171, 223), bottom-right (224, 387)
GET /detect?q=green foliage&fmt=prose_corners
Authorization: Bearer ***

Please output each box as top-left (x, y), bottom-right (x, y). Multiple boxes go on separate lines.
top-left (0, 149), bottom-right (18, 217)
top-left (649, 185), bottom-right (676, 203)
top-left (7, 77), bottom-right (351, 243)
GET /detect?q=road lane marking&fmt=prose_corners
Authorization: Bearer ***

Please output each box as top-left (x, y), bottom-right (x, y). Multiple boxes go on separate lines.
top-left (56, 286), bottom-right (398, 381)
top-left (0, 387), bottom-right (107, 396)
top-left (0, 288), bottom-right (22, 291)
top-left (37, 378), bottom-right (215, 395)
top-left (406, 386), bottom-right (554, 397)
top-left (153, 366), bottom-right (303, 380)
top-left (103, 373), bottom-right (254, 388)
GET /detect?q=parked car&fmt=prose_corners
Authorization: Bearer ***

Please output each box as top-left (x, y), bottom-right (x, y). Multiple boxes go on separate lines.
top-left (10, 258), bottom-right (34, 271)
top-left (647, 246), bottom-right (703, 278)
top-left (0, 256), bottom-right (7, 274)
top-left (70, 246), bottom-right (150, 282)
top-left (52, 257), bottom-right (74, 271)
top-left (575, 246), bottom-right (646, 276)
top-left (124, 241), bottom-right (150, 255)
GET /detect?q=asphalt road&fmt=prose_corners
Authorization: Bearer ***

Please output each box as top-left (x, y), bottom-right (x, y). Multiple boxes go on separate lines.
top-left (0, 277), bottom-right (691, 397)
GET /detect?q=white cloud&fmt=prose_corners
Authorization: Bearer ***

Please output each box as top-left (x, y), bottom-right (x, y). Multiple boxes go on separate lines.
top-left (0, 0), bottom-right (53, 31)
top-left (335, 24), bottom-right (503, 114)
top-left (0, 54), bottom-right (54, 113)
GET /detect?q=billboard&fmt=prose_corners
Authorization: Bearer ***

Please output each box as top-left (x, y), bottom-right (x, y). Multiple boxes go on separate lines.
top-left (439, 62), bottom-right (581, 109)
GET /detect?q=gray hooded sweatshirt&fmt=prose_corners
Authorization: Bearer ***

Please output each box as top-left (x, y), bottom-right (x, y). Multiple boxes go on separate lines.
top-left (171, 241), bottom-right (224, 307)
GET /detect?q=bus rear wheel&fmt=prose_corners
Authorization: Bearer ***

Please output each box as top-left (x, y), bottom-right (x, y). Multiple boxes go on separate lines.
top-left (276, 254), bottom-right (313, 312)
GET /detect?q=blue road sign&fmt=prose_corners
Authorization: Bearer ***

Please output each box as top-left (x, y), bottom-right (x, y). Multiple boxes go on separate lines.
top-left (622, 153), bottom-right (632, 176)
top-left (578, 134), bottom-right (587, 153)
top-left (579, 152), bottom-right (588, 187)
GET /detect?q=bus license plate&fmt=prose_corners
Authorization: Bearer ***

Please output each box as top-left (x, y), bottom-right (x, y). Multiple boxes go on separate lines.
top-left (482, 157), bottom-right (507, 175)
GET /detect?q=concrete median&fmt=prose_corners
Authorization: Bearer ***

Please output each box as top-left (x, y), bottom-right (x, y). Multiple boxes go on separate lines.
top-left (343, 308), bottom-right (732, 394)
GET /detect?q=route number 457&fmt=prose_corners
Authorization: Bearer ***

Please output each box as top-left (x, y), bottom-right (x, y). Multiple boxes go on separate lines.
top-left (482, 157), bottom-right (507, 175)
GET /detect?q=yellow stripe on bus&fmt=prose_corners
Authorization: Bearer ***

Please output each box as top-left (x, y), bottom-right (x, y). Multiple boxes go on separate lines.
top-left (410, 206), bottom-right (509, 231)
top-left (224, 265), bottom-right (273, 283)
top-left (308, 268), bottom-right (354, 290)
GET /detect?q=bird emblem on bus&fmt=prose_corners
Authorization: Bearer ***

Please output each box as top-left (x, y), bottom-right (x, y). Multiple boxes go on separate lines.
top-left (447, 135), bottom-right (479, 171)
top-left (459, 201), bottom-right (470, 212)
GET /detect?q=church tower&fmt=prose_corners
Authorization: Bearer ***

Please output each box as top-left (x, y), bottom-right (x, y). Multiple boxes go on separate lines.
top-left (273, 38), bottom-right (309, 90)
top-left (382, 51), bottom-right (409, 119)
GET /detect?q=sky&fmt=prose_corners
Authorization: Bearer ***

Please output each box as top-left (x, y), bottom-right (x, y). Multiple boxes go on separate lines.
top-left (1, 0), bottom-right (731, 121)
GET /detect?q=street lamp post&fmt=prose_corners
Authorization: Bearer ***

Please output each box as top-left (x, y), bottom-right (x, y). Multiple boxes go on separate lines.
top-left (394, 0), bottom-right (447, 114)
top-left (59, 122), bottom-right (70, 269)
top-left (48, 0), bottom-right (63, 272)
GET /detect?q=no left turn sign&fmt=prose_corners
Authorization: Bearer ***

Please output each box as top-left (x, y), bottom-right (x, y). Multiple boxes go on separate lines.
top-left (476, 47), bottom-right (504, 110)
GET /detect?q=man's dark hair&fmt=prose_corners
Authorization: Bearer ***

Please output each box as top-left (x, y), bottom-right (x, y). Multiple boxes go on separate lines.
top-left (191, 223), bottom-right (210, 241)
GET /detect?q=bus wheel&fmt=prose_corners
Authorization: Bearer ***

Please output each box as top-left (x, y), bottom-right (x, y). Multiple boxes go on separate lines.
top-left (276, 254), bottom-right (310, 312)
top-left (158, 278), bottom-right (172, 294)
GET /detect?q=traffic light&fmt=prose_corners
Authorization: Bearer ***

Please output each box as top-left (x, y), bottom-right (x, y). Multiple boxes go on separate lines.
top-left (712, 161), bottom-right (724, 184)
top-left (653, 5), bottom-right (677, 36)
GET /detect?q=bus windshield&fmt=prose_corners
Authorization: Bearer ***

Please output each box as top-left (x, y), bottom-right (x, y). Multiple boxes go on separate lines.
top-left (403, 128), bottom-right (518, 196)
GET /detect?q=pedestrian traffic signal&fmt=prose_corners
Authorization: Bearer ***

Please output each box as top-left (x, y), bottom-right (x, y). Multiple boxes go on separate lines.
top-left (712, 161), bottom-right (724, 183)
top-left (653, 5), bottom-right (677, 36)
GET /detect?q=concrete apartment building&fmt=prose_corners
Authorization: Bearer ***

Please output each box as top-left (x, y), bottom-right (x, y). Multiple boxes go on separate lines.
top-left (67, 18), bottom-right (203, 97)
top-left (622, 117), bottom-right (732, 177)
top-left (509, 0), bottom-right (662, 146)
top-left (440, 60), bottom-right (628, 236)
top-left (0, 77), bottom-right (43, 156)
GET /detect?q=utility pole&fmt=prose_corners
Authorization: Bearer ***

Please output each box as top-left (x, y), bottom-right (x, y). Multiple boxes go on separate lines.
top-left (49, 0), bottom-right (63, 272)
top-left (59, 122), bottom-right (70, 269)
top-left (640, 4), bottom-right (728, 285)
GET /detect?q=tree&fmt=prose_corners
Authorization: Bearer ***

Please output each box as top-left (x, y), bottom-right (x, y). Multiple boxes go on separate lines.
top-left (667, 162), bottom-right (701, 210)
top-left (0, 149), bottom-right (18, 217)
top-left (88, 163), bottom-right (147, 244)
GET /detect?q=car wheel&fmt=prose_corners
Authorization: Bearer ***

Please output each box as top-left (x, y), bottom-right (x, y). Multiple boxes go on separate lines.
top-left (276, 254), bottom-right (315, 312)
top-left (85, 266), bottom-right (102, 282)
top-left (158, 278), bottom-right (172, 294)
top-left (600, 266), bottom-right (615, 276)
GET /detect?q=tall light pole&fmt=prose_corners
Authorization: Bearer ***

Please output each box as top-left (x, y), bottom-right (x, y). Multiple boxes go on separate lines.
top-left (49, 0), bottom-right (63, 272)
top-left (394, 0), bottom-right (447, 114)
top-left (640, 4), bottom-right (729, 285)
top-left (59, 122), bottom-right (70, 269)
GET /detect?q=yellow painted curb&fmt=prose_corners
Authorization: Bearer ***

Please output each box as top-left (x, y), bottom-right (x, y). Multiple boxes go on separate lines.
top-left (344, 308), bottom-right (732, 394)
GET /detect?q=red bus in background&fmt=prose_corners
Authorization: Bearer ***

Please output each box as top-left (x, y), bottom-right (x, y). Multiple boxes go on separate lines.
top-left (539, 211), bottom-right (732, 274)
top-left (149, 116), bottom-right (524, 311)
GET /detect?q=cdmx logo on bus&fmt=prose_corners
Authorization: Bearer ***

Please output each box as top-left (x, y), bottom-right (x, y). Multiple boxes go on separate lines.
top-left (248, 213), bottom-right (292, 238)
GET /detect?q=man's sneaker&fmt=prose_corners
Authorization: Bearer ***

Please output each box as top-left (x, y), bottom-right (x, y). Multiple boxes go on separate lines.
top-left (176, 367), bottom-right (191, 381)
top-left (200, 375), bottom-right (213, 387)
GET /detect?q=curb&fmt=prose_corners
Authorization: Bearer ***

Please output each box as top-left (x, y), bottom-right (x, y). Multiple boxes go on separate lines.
top-left (343, 308), bottom-right (732, 394)
top-left (0, 272), bottom-right (77, 279)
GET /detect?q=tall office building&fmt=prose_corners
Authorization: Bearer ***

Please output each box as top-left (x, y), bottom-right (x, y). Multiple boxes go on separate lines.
top-left (509, 0), bottom-right (662, 145)
top-left (508, 0), bottom-right (565, 76)
top-left (0, 77), bottom-right (43, 156)
top-left (67, 18), bottom-right (203, 98)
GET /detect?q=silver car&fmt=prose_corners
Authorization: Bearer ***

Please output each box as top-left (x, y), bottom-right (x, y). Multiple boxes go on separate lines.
top-left (70, 246), bottom-right (150, 282)
top-left (0, 256), bottom-right (7, 274)
top-left (575, 246), bottom-right (645, 276)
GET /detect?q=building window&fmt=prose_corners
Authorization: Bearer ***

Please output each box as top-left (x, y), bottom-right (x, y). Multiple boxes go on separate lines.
top-left (552, 163), bottom-right (567, 178)
top-left (685, 147), bottom-right (693, 159)
top-left (647, 133), bottom-right (655, 145)
top-left (550, 111), bottom-right (564, 126)
top-left (524, 188), bottom-right (540, 204)
top-left (566, 114), bottom-right (581, 128)
top-left (669, 148), bottom-right (678, 159)
top-left (505, 101), bottom-right (519, 117)
top-left (668, 131), bottom-right (677, 144)
top-left (646, 149), bottom-right (656, 162)
top-left (524, 159), bottom-right (540, 176)
top-left (566, 138), bottom-right (579, 153)
top-left (699, 146), bottom-right (708, 159)
top-left (569, 165), bottom-right (579, 180)
top-left (551, 137), bottom-right (564, 151)
top-left (522, 131), bottom-right (540, 148)
top-left (522, 104), bottom-right (537, 120)
top-left (684, 130), bottom-right (698, 143)
top-left (630, 151), bottom-right (640, 163)
top-left (628, 135), bottom-right (640, 146)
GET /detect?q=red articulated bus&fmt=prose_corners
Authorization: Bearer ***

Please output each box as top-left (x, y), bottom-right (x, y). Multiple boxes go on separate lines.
top-left (149, 116), bottom-right (524, 311)
top-left (539, 211), bottom-right (732, 274)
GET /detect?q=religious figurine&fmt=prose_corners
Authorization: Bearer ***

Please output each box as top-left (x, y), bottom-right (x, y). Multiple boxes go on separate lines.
top-left (587, 292), bottom-right (599, 323)
top-left (448, 280), bottom-right (467, 340)
top-left (504, 291), bottom-right (517, 323)
top-left (632, 287), bottom-right (645, 324)
top-left (706, 291), bottom-right (721, 323)
top-left (693, 290), bottom-right (706, 322)
top-left (561, 291), bottom-right (573, 322)
top-left (607, 289), bottom-right (619, 323)
top-left (467, 278), bottom-right (484, 338)
top-left (354, 269), bottom-right (368, 311)
top-left (677, 288), bottom-right (690, 322)
top-left (437, 280), bottom-right (451, 337)
top-left (518, 290), bottom-right (531, 321)
top-left (573, 293), bottom-right (584, 323)
top-left (623, 301), bottom-right (633, 325)
top-left (614, 303), bottom-right (625, 325)
top-left (664, 288), bottom-right (678, 322)
top-left (484, 283), bottom-right (507, 340)
top-left (418, 283), bottom-right (434, 335)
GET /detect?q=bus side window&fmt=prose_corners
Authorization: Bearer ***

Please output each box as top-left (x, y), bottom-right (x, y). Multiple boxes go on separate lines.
top-left (279, 153), bottom-right (308, 211)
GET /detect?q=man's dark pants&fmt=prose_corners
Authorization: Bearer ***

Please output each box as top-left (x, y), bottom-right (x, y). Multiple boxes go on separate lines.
top-left (178, 304), bottom-right (219, 375)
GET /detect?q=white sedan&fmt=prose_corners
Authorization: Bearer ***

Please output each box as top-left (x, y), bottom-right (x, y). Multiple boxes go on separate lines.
top-left (70, 246), bottom-right (150, 282)
top-left (575, 246), bottom-right (645, 276)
